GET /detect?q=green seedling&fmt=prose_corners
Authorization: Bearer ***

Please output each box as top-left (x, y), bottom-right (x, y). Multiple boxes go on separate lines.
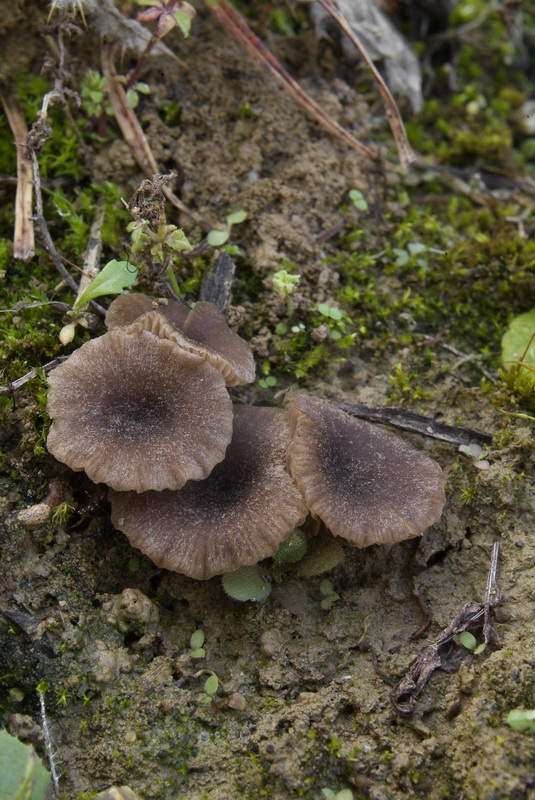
top-left (458, 631), bottom-right (486, 655)
top-left (506, 709), bottom-right (535, 733)
top-left (319, 579), bottom-right (340, 610)
top-left (207, 210), bottom-right (247, 248)
top-left (80, 69), bottom-right (113, 118)
top-left (128, 218), bottom-right (192, 261)
top-left (348, 189), bottom-right (368, 211)
top-left (322, 789), bottom-right (354, 800)
top-left (200, 673), bottom-right (219, 704)
top-left (189, 629), bottom-right (206, 658)
top-left (272, 268), bottom-right (300, 316)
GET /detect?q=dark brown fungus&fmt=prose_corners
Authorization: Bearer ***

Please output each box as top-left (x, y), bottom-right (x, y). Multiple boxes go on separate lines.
top-left (105, 292), bottom-right (190, 331)
top-left (286, 394), bottom-right (446, 547)
top-left (47, 327), bottom-right (233, 492)
top-left (107, 293), bottom-right (255, 387)
top-left (109, 406), bottom-right (308, 579)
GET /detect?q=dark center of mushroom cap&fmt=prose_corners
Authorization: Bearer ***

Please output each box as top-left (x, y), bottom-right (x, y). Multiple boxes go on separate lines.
top-left (109, 405), bottom-right (308, 579)
top-left (287, 394), bottom-right (446, 547)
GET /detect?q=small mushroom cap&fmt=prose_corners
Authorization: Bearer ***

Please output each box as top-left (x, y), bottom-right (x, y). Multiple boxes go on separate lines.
top-left (106, 293), bottom-right (190, 331)
top-left (108, 294), bottom-right (255, 387)
top-left (287, 395), bottom-right (446, 547)
top-left (109, 406), bottom-right (308, 579)
top-left (181, 302), bottom-right (256, 387)
top-left (47, 327), bottom-right (233, 492)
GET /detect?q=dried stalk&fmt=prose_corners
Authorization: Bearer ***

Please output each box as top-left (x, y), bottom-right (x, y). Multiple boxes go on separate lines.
top-left (315, 0), bottom-right (416, 169)
top-left (101, 44), bottom-right (209, 230)
top-left (205, 0), bottom-right (379, 162)
top-left (0, 88), bottom-right (35, 260)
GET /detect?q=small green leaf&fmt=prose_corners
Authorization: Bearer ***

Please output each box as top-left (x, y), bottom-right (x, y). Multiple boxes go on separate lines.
top-left (321, 790), bottom-right (337, 800)
top-left (501, 308), bottom-right (535, 382)
top-left (190, 629), bottom-right (205, 650)
top-left (275, 322), bottom-right (288, 335)
top-left (506, 709), bottom-right (535, 733)
top-left (348, 189), bottom-right (368, 211)
top-left (74, 260), bottom-right (139, 310)
top-left (207, 229), bottom-right (229, 247)
top-left (274, 529), bottom-right (307, 565)
top-left (407, 241), bottom-right (426, 256)
top-left (296, 538), bottom-right (344, 577)
top-left (459, 631), bottom-right (477, 650)
top-left (473, 643), bottom-right (486, 655)
top-left (393, 248), bottom-right (409, 267)
top-left (173, 10), bottom-right (192, 37)
top-left (222, 565), bottom-right (271, 602)
top-left (190, 648), bottom-right (206, 659)
top-left (204, 674), bottom-right (219, 696)
top-left (0, 730), bottom-right (52, 800)
top-left (226, 209), bottom-right (247, 226)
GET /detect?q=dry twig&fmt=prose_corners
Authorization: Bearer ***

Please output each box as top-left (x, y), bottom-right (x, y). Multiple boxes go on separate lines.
top-left (205, 0), bottom-right (379, 163)
top-left (338, 402), bottom-right (493, 447)
top-left (315, 0), bottom-right (416, 168)
top-left (390, 542), bottom-right (503, 715)
top-left (0, 88), bottom-right (35, 260)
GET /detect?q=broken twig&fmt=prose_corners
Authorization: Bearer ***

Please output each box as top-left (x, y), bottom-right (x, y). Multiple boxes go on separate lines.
top-left (0, 88), bottom-right (35, 260)
top-left (390, 542), bottom-right (503, 715)
top-left (315, 0), bottom-right (416, 169)
top-left (205, 0), bottom-right (379, 162)
top-left (338, 402), bottom-right (493, 447)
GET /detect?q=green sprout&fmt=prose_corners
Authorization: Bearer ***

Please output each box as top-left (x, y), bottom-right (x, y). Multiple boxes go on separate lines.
top-left (322, 789), bottom-right (354, 800)
top-left (80, 69), bottom-right (112, 118)
top-left (506, 709), bottom-right (535, 733)
top-left (207, 210), bottom-right (247, 248)
top-left (128, 218), bottom-right (192, 262)
top-left (272, 268), bottom-right (300, 316)
top-left (200, 673), bottom-right (219, 704)
top-left (458, 631), bottom-right (486, 655)
top-left (348, 189), bottom-right (368, 212)
top-left (189, 629), bottom-right (206, 659)
top-left (319, 579), bottom-right (340, 610)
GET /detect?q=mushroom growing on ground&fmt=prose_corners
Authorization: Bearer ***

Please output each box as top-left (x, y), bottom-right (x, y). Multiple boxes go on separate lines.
top-left (106, 293), bottom-right (255, 386)
top-left (46, 326), bottom-right (234, 492)
top-left (109, 405), bottom-right (308, 579)
top-left (286, 394), bottom-right (446, 547)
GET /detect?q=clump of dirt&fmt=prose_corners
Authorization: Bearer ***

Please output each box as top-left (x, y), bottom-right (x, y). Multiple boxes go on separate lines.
top-left (1, 4), bottom-right (535, 800)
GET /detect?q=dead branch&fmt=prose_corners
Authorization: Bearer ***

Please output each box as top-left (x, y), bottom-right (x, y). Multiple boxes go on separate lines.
top-left (0, 88), bottom-right (35, 260)
top-left (390, 542), bottom-right (503, 716)
top-left (338, 402), bottom-right (493, 447)
top-left (315, 0), bottom-right (416, 169)
top-left (205, 0), bottom-right (379, 163)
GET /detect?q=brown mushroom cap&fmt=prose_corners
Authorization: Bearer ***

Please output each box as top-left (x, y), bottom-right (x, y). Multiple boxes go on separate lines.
top-left (287, 394), bottom-right (446, 547)
top-left (109, 406), bottom-right (308, 579)
top-left (106, 293), bottom-right (190, 331)
top-left (47, 327), bottom-right (233, 492)
top-left (107, 293), bottom-right (255, 387)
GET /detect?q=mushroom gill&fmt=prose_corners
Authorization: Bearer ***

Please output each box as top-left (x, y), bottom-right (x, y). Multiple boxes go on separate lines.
top-left (109, 405), bottom-right (308, 579)
top-left (286, 394), bottom-right (446, 547)
top-left (106, 292), bottom-right (255, 387)
top-left (46, 327), bottom-right (233, 492)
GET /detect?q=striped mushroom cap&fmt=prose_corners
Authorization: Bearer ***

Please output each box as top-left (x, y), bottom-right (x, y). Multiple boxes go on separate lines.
top-left (109, 406), bottom-right (308, 579)
top-left (107, 293), bottom-right (255, 387)
top-left (47, 327), bottom-right (233, 493)
top-left (286, 395), bottom-right (446, 547)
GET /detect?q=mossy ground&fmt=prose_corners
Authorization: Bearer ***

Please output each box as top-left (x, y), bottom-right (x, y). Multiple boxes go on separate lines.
top-left (1, 3), bottom-right (535, 799)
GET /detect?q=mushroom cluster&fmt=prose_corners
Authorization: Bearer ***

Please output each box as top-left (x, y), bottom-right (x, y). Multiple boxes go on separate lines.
top-left (47, 293), bottom-right (446, 580)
